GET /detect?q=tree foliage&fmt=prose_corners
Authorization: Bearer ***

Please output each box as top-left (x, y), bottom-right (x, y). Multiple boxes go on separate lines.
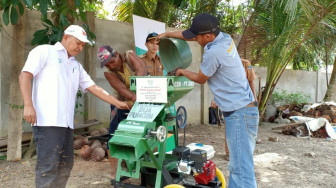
top-left (112, 0), bottom-right (250, 34)
top-left (1, 0), bottom-right (25, 25)
top-left (247, 0), bottom-right (336, 115)
top-left (0, 0), bottom-right (105, 45)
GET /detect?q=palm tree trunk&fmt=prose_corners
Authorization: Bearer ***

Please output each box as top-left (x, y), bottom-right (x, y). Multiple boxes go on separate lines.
top-left (153, 0), bottom-right (167, 22)
top-left (237, 0), bottom-right (260, 50)
top-left (323, 57), bottom-right (336, 102)
top-left (325, 41), bottom-right (329, 86)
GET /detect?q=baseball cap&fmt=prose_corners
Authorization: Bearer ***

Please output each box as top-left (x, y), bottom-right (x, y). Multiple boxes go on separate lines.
top-left (146, 32), bottom-right (158, 42)
top-left (182, 13), bottom-right (220, 39)
top-left (97, 46), bottom-right (116, 68)
top-left (64, 25), bottom-right (93, 46)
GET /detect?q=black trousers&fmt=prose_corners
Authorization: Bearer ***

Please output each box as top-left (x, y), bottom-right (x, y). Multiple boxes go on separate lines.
top-left (32, 126), bottom-right (74, 188)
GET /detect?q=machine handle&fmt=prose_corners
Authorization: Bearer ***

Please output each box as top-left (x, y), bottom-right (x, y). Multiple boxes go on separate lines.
top-left (149, 126), bottom-right (167, 142)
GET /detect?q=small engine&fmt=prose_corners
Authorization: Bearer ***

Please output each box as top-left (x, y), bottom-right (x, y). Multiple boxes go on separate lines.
top-left (194, 160), bottom-right (216, 185)
top-left (172, 143), bottom-right (216, 185)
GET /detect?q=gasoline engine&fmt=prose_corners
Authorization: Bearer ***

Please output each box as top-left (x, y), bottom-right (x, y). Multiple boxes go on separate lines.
top-left (173, 143), bottom-right (217, 186)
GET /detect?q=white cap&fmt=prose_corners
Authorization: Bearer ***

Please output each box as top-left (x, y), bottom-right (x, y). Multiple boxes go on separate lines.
top-left (64, 25), bottom-right (93, 46)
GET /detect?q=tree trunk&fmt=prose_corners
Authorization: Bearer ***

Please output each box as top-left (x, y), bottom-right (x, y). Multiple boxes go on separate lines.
top-left (23, 135), bottom-right (36, 159)
top-left (153, 0), bottom-right (168, 22)
top-left (237, 0), bottom-right (260, 50)
top-left (52, 0), bottom-right (75, 26)
top-left (258, 76), bottom-right (276, 117)
top-left (325, 40), bottom-right (329, 86)
top-left (66, 0), bottom-right (75, 24)
top-left (84, 12), bottom-right (96, 121)
top-left (323, 57), bottom-right (336, 102)
top-left (7, 9), bottom-right (26, 161)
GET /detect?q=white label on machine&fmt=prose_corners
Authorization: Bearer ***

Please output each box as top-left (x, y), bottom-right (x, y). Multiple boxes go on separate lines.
top-left (136, 77), bottom-right (167, 103)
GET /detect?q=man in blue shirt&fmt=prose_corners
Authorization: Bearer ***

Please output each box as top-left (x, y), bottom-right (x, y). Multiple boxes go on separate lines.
top-left (157, 13), bottom-right (259, 188)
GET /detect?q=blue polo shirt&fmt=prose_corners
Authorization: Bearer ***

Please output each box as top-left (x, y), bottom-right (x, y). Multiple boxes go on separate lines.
top-left (200, 32), bottom-right (254, 112)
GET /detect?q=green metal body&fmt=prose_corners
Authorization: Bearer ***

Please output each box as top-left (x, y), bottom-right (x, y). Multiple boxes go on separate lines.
top-left (108, 76), bottom-right (194, 188)
top-left (159, 38), bottom-right (192, 73)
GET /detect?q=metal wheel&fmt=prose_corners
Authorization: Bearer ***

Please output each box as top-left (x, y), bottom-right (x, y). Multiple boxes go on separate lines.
top-left (176, 106), bottom-right (187, 129)
top-left (156, 126), bottom-right (167, 142)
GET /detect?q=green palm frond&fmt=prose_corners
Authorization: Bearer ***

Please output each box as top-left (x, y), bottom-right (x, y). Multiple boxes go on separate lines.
top-left (133, 0), bottom-right (152, 18)
top-left (112, 0), bottom-right (134, 22)
top-left (246, 0), bottom-right (336, 115)
top-left (112, 0), bottom-right (164, 23)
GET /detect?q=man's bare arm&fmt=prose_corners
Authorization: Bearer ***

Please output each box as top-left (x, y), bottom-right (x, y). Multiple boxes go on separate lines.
top-left (156, 31), bottom-right (196, 41)
top-left (86, 85), bottom-right (131, 110)
top-left (128, 51), bottom-right (147, 76)
top-left (249, 80), bottom-right (257, 101)
top-left (176, 69), bottom-right (209, 84)
top-left (19, 71), bottom-right (36, 124)
top-left (104, 72), bottom-right (136, 102)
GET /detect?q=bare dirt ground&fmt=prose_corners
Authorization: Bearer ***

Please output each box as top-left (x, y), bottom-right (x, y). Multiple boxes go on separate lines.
top-left (0, 122), bottom-right (336, 188)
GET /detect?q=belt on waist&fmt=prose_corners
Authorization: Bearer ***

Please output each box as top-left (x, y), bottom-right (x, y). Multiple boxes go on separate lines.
top-left (246, 101), bottom-right (258, 107)
top-left (223, 101), bottom-right (258, 117)
top-left (223, 111), bottom-right (235, 117)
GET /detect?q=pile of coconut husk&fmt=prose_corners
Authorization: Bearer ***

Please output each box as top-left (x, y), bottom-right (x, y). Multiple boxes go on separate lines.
top-left (73, 127), bottom-right (109, 162)
top-left (280, 123), bottom-right (310, 137)
top-left (304, 104), bottom-right (336, 123)
top-left (278, 123), bottom-right (329, 138)
top-left (269, 103), bottom-right (336, 124)
top-left (270, 103), bottom-right (336, 138)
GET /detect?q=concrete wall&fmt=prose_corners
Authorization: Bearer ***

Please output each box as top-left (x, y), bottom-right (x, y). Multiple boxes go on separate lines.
top-left (93, 19), bottom-right (137, 123)
top-left (0, 10), bottom-right (332, 138)
top-left (253, 67), bottom-right (330, 103)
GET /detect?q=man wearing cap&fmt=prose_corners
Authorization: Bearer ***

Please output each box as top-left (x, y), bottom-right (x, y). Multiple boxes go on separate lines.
top-left (19, 25), bottom-right (130, 188)
top-left (97, 45), bottom-right (147, 179)
top-left (139, 32), bottom-right (163, 76)
top-left (212, 58), bottom-right (258, 161)
top-left (157, 13), bottom-right (259, 188)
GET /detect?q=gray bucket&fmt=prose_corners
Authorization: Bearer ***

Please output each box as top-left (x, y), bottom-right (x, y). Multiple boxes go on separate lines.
top-left (159, 38), bottom-right (192, 73)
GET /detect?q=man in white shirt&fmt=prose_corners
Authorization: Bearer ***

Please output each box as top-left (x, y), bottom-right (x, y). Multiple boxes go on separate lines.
top-left (19, 25), bottom-right (130, 188)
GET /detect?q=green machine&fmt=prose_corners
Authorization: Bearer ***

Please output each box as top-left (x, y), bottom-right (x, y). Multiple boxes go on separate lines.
top-left (108, 38), bottom-right (224, 188)
top-left (109, 75), bottom-right (194, 187)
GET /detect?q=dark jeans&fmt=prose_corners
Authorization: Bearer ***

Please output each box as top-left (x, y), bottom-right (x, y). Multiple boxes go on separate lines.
top-left (32, 126), bottom-right (74, 188)
top-left (107, 105), bottom-right (129, 149)
top-left (109, 104), bottom-right (129, 135)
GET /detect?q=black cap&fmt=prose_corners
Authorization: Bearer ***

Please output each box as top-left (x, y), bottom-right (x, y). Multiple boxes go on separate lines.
top-left (182, 13), bottom-right (220, 39)
top-left (146, 32), bottom-right (158, 42)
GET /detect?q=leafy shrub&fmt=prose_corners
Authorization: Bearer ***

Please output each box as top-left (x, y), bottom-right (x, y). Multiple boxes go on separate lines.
top-left (270, 90), bottom-right (311, 105)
